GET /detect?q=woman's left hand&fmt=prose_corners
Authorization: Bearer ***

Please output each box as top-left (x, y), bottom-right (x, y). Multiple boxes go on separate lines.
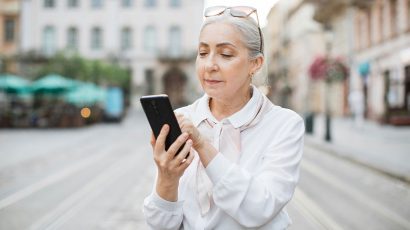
top-left (176, 114), bottom-right (205, 150)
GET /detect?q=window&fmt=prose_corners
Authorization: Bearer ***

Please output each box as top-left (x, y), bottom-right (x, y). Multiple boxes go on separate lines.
top-left (144, 26), bottom-right (156, 53)
top-left (169, 26), bottom-right (181, 57)
top-left (121, 27), bottom-right (132, 50)
top-left (67, 0), bottom-right (79, 8)
top-left (386, 68), bottom-right (405, 108)
top-left (407, 0), bottom-right (410, 29)
top-left (365, 8), bottom-right (371, 47)
top-left (44, 0), bottom-right (55, 8)
top-left (67, 27), bottom-right (78, 50)
top-left (122, 0), bottom-right (133, 7)
top-left (145, 0), bottom-right (156, 7)
top-left (170, 0), bottom-right (180, 7)
top-left (375, 2), bottom-right (384, 42)
top-left (91, 0), bottom-right (103, 8)
top-left (42, 26), bottom-right (56, 56)
top-left (390, 0), bottom-right (398, 36)
top-left (91, 27), bottom-right (103, 50)
top-left (4, 19), bottom-right (15, 42)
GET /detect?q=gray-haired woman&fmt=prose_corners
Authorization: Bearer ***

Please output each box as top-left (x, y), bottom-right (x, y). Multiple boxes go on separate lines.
top-left (143, 6), bottom-right (304, 229)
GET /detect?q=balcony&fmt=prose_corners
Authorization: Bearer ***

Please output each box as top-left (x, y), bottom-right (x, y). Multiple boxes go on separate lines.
top-left (305, 0), bottom-right (374, 23)
top-left (0, 1), bottom-right (19, 15)
top-left (157, 49), bottom-right (197, 63)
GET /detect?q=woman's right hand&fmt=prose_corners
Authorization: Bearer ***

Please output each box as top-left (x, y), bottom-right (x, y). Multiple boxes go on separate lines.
top-left (150, 124), bottom-right (194, 201)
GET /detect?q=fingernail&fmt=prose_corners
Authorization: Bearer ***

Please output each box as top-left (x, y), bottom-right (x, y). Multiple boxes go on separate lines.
top-left (164, 125), bottom-right (169, 130)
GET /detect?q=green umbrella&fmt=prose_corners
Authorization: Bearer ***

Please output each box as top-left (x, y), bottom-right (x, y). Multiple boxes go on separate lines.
top-left (32, 74), bottom-right (77, 93)
top-left (0, 74), bottom-right (31, 93)
top-left (64, 83), bottom-right (106, 107)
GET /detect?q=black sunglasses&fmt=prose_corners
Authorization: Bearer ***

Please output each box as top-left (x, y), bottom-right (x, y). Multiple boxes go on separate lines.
top-left (204, 6), bottom-right (264, 54)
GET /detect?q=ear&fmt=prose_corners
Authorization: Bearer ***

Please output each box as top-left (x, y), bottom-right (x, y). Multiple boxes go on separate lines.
top-left (249, 56), bottom-right (264, 75)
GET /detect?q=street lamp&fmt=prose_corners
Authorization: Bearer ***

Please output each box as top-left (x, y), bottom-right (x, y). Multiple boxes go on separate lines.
top-left (324, 24), bottom-right (334, 142)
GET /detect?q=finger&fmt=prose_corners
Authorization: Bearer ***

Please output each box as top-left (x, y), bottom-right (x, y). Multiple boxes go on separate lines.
top-left (173, 139), bottom-right (192, 166)
top-left (179, 148), bottom-right (195, 170)
top-left (150, 133), bottom-right (156, 148)
top-left (155, 124), bottom-right (169, 151)
top-left (176, 114), bottom-right (185, 122)
top-left (167, 132), bottom-right (189, 159)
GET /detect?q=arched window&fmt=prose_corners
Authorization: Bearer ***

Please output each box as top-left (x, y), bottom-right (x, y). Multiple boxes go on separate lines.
top-left (169, 26), bottom-right (181, 57)
top-left (44, 0), bottom-right (55, 8)
top-left (91, 0), bottom-right (103, 8)
top-left (67, 0), bottom-right (78, 7)
top-left (42, 26), bottom-right (56, 56)
top-left (121, 27), bottom-right (133, 50)
top-left (170, 0), bottom-right (180, 8)
top-left (122, 0), bottom-right (133, 7)
top-left (91, 27), bottom-right (103, 50)
top-left (67, 27), bottom-right (78, 50)
top-left (144, 26), bottom-right (156, 54)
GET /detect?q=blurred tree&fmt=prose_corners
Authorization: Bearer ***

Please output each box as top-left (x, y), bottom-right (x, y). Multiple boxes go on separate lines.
top-left (34, 52), bottom-right (130, 90)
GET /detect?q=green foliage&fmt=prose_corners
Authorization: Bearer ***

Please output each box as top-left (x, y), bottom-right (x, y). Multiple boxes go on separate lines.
top-left (35, 53), bottom-right (131, 90)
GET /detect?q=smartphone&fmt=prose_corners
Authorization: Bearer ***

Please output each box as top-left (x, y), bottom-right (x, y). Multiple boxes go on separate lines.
top-left (140, 95), bottom-right (185, 154)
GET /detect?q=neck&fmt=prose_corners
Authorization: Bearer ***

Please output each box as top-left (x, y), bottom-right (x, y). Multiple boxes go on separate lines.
top-left (210, 86), bottom-right (252, 121)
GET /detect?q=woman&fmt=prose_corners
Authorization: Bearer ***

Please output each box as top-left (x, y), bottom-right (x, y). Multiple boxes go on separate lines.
top-left (143, 6), bottom-right (304, 229)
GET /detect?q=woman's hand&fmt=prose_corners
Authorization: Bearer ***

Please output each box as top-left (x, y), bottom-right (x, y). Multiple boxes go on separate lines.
top-left (176, 114), bottom-right (205, 149)
top-left (151, 124), bottom-right (194, 201)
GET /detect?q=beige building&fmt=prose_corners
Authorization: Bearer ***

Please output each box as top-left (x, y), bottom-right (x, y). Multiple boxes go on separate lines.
top-left (265, 0), bottom-right (407, 122)
top-left (353, 0), bottom-right (410, 124)
top-left (0, 0), bottom-right (20, 73)
top-left (20, 0), bottom-right (204, 107)
top-left (265, 0), bottom-right (348, 116)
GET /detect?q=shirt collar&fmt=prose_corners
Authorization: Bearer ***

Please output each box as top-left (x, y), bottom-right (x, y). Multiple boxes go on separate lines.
top-left (192, 85), bottom-right (262, 129)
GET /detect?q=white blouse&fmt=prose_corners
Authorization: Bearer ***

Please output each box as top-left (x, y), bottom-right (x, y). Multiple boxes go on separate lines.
top-left (143, 86), bottom-right (305, 230)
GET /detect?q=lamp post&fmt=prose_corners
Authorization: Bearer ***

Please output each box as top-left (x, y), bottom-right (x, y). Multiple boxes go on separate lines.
top-left (324, 24), bottom-right (334, 142)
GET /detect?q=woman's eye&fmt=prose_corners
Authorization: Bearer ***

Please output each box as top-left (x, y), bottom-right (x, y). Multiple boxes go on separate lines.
top-left (221, 53), bottom-right (233, 58)
top-left (198, 51), bottom-right (207, 57)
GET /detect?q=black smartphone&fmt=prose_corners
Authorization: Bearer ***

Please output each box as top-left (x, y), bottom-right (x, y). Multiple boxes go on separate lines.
top-left (140, 94), bottom-right (185, 154)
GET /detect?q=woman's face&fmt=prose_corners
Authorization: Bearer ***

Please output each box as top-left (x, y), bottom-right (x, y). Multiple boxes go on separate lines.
top-left (196, 22), bottom-right (258, 101)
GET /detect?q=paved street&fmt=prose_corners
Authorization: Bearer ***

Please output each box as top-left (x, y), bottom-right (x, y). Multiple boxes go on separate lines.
top-left (0, 109), bottom-right (409, 230)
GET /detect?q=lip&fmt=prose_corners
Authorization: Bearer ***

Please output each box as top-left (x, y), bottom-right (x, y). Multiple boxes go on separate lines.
top-left (204, 79), bottom-right (223, 85)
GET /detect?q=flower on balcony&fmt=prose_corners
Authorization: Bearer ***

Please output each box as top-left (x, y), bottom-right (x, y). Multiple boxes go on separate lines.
top-left (308, 56), bottom-right (349, 83)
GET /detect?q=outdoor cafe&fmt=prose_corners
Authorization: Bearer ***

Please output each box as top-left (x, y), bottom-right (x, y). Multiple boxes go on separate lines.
top-left (0, 74), bottom-right (107, 128)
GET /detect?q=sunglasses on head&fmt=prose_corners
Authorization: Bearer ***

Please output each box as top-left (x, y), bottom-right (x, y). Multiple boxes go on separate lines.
top-left (204, 6), bottom-right (264, 54)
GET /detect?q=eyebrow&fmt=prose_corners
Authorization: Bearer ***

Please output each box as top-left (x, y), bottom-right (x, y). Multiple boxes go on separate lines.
top-left (199, 42), bottom-right (237, 48)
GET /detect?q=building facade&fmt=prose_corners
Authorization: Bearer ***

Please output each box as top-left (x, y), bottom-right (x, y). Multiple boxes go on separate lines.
top-left (265, 0), bottom-right (348, 116)
top-left (20, 0), bottom-right (204, 107)
top-left (0, 0), bottom-right (20, 73)
top-left (353, 0), bottom-right (410, 124)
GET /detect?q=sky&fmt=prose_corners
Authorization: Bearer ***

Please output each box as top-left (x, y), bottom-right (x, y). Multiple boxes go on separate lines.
top-left (204, 0), bottom-right (280, 27)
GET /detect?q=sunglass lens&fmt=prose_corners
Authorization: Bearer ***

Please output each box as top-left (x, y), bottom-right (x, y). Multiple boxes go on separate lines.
top-left (204, 6), bottom-right (226, 17)
top-left (230, 6), bottom-right (255, 17)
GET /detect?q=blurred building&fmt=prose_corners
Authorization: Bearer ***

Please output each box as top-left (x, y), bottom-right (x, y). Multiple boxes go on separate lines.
top-left (352, 0), bottom-right (410, 124)
top-left (0, 0), bottom-right (20, 73)
top-left (266, 0), bottom-right (410, 126)
top-left (20, 0), bottom-right (204, 108)
top-left (265, 0), bottom-right (349, 116)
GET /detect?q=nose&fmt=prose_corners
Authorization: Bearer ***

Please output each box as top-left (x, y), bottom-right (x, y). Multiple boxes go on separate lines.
top-left (204, 55), bottom-right (219, 72)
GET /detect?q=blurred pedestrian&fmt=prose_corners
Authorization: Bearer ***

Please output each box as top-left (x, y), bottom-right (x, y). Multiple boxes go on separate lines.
top-left (143, 6), bottom-right (305, 229)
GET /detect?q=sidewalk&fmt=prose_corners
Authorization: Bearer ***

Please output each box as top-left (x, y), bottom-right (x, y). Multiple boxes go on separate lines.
top-left (304, 114), bottom-right (410, 183)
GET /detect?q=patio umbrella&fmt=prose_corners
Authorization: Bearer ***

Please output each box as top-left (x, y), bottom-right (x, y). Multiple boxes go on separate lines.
top-left (0, 74), bottom-right (31, 93)
top-left (32, 74), bottom-right (77, 93)
top-left (64, 83), bottom-right (106, 107)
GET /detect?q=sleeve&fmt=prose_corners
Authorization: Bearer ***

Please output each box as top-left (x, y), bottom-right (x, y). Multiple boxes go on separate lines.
top-left (143, 190), bottom-right (184, 230)
top-left (205, 116), bottom-right (305, 228)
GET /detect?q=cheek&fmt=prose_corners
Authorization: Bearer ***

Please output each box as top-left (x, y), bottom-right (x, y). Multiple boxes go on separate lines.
top-left (195, 58), bottom-right (205, 79)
